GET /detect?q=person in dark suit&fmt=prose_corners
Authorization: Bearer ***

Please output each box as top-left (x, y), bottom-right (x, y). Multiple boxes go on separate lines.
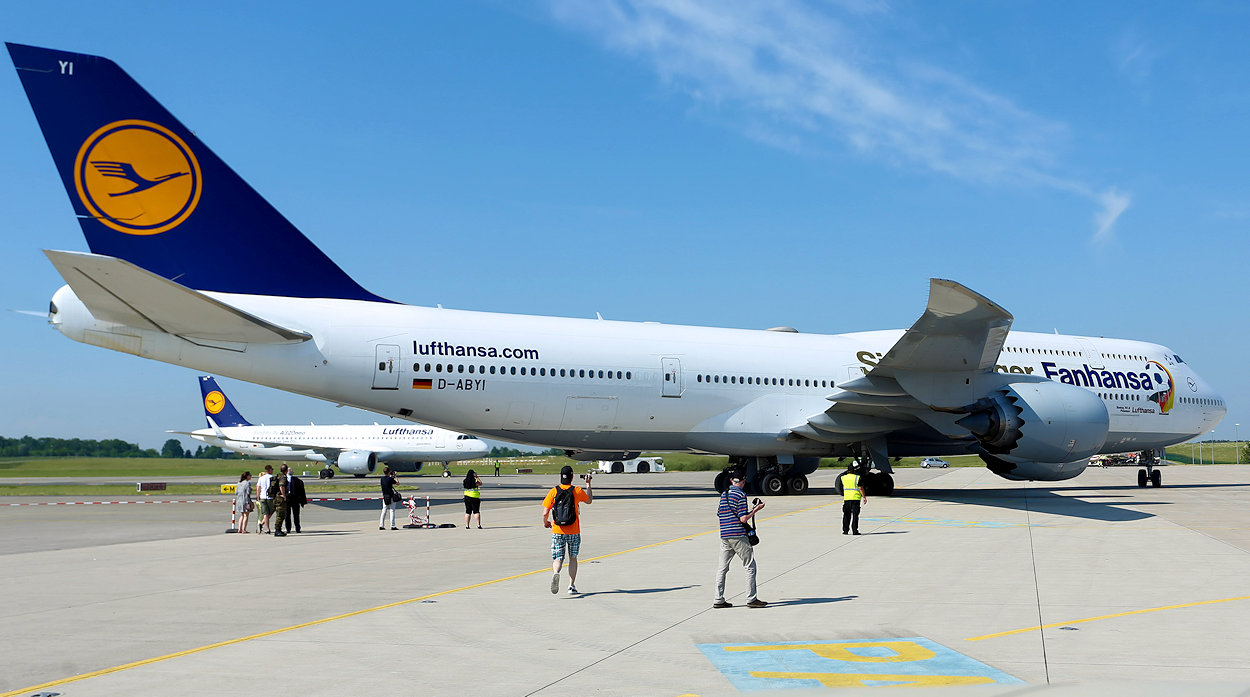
top-left (283, 467), bottom-right (308, 533)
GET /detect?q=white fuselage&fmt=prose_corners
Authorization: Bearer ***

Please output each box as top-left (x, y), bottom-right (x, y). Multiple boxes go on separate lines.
top-left (190, 423), bottom-right (489, 463)
top-left (52, 286), bottom-right (1226, 458)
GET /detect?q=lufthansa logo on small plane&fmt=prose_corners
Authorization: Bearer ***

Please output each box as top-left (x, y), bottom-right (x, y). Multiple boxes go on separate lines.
top-left (74, 120), bottom-right (202, 235)
top-left (204, 390), bottom-right (225, 415)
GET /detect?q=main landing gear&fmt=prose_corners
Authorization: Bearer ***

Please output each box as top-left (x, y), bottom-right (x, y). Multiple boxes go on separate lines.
top-left (1136, 449), bottom-right (1162, 487)
top-left (715, 456), bottom-right (816, 495)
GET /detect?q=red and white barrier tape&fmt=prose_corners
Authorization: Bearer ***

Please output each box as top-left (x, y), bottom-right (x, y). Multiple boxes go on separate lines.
top-left (6, 496), bottom-right (399, 506)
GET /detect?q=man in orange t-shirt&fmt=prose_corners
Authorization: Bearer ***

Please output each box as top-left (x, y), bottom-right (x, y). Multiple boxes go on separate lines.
top-left (542, 465), bottom-right (593, 595)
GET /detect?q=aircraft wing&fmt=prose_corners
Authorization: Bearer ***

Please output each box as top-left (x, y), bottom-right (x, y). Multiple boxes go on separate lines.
top-left (789, 279), bottom-right (1015, 459)
top-left (194, 432), bottom-right (349, 461)
top-left (45, 250), bottom-right (310, 344)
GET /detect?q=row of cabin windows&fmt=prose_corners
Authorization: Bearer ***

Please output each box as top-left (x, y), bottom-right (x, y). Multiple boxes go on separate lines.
top-left (1099, 392), bottom-right (1141, 402)
top-left (1178, 396), bottom-right (1223, 406)
top-left (1003, 346), bottom-right (1149, 362)
top-left (1005, 346), bottom-right (1079, 357)
top-left (696, 374), bottom-right (832, 388)
top-left (415, 363), bottom-right (632, 380)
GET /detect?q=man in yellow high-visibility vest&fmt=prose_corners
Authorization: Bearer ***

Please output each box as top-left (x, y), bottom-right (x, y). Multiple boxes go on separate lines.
top-left (840, 462), bottom-right (866, 535)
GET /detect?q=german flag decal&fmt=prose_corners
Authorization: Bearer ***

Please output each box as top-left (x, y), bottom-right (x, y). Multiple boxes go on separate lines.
top-left (412, 378), bottom-right (432, 390)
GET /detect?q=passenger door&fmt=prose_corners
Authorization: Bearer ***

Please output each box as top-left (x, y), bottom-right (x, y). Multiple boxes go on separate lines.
top-left (372, 344), bottom-right (400, 389)
top-left (661, 357), bottom-right (683, 398)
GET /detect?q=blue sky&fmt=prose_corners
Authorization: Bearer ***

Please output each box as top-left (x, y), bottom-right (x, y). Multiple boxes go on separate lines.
top-left (2, 1), bottom-right (1246, 451)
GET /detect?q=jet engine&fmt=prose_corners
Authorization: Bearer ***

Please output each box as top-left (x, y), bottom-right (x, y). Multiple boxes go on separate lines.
top-left (337, 449), bottom-right (378, 476)
top-left (953, 381), bottom-right (1108, 479)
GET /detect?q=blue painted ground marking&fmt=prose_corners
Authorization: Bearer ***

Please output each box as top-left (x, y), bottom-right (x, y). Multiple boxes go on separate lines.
top-left (697, 637), bottom-right (1024, 690)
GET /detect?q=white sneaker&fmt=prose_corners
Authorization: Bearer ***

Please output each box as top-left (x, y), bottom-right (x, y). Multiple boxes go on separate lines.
top-left (550, 573), bottom-right (560, 595)
top-left (568, 585), bottom-right (579, 595)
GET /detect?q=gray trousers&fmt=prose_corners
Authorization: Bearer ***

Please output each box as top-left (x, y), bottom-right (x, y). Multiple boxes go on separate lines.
top-left (715, 535), bottom-right (757, 601)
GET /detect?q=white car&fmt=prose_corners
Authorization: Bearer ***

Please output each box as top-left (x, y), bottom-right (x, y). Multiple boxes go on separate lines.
top-left (920, 457), bottom-right (950, 468)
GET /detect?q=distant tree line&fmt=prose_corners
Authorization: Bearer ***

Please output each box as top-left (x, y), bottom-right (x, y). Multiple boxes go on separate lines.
top-left (160, 438), bottom-right (240, 459)
top-left (487, 446), bottom-right (564, 459)
top-left (0, 436), bottom-right (238, 459)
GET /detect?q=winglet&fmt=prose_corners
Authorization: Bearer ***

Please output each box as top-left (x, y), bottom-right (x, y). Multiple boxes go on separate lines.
top-left (8, 42), bottom-right (388, 302)
top-left (872, 279), bottom-right (1014, 375)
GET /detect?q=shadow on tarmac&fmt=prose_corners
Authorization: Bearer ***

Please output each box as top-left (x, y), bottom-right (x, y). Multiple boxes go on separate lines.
top-left (570, 585), bottom-right (697, 598)
top-left (887, 487), bottom-right (1156, 521)
top-left (764, 595), bottom-right (857, 607)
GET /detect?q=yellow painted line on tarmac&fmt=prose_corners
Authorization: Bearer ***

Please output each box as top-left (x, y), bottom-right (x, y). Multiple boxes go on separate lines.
top-left (966, 594), bottom-right (1250, 642)
top-left (4, 500), bottom-right (837, 696)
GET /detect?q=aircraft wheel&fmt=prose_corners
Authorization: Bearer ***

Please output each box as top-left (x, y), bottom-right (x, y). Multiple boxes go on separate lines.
top-left (714, 470), bottom-right (729, 494)
top-left (786, 474), bottom-right (809, 495)
top-left (1137, 469), bottom-right (1148, 487)
top-left (1150, 469), bottom-right (1161, 487)
top-left (862, 471), bottom-right (894, 496)
top-left (760, 474), bottom-right (785, 496)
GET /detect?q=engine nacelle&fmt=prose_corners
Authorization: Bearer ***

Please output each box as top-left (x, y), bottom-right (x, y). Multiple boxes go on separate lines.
top-left (337, 450), bottom-right (378, 475)
top-left (565, 450), bottom-right (641, 462)
top-left (980, 453), bottom-right (1089, 481)
top-left (955, 381), bottom-right (1109, 464)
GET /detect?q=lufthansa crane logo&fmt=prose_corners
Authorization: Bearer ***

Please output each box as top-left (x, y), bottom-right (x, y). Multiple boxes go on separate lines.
top-left (204, 390), bottom-right (226, 415)
top-left (74, 120), bottom-right (202, 235)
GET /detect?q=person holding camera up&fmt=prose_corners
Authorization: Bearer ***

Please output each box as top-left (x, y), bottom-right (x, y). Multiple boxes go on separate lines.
top-left (714, 467), bottom-right (767, 609)
top-left (542, 465), bottom-right (593, 595)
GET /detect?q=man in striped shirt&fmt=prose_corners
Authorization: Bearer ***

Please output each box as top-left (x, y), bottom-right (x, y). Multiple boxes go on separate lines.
top-left (714, 467), bottom-right (767, 609)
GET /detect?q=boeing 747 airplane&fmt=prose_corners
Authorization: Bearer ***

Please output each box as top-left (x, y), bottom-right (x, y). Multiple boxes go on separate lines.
top-left (9, 44), bottom-right (1226, 495)
top-left (174, 376), bottom-right (489, 475)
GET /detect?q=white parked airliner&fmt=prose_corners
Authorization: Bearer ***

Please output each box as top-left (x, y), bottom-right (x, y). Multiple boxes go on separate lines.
top-left (174, 376), bottom-right (489, 475)
top-left (9, 43), bottom-right (1227, 495)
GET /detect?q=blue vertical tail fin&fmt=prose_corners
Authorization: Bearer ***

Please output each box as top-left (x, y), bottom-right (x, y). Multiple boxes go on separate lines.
top-left (200, 376), bottom-right (251, 428)
top-left (7, 42), bottom-right (387, 302)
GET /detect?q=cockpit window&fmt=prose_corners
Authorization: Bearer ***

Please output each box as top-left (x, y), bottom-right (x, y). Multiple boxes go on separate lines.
top-left (1174, 354), bottom-right (1185, 364)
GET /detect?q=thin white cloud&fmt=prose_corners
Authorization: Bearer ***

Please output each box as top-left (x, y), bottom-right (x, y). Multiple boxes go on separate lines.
top-left (1112, 25), bottom-right (1156, 87)
top-left (1093, 188), bottom-right (1132, 245)
top-left (546, 0), bottom-right (1127, 241)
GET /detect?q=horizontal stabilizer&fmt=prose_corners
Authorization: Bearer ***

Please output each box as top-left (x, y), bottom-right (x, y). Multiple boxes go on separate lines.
top-left (45, 250), bottom-right (310, 344)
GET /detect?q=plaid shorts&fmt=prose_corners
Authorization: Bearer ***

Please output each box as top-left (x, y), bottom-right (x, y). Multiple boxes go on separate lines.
top-left (551, 533), bottom-right (581, 560)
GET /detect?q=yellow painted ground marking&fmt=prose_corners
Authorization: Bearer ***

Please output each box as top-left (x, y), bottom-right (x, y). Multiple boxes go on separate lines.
top-left (967, 594), bottom-right (1250, 641)
top-left (3, 499), bottom-right (837, 696)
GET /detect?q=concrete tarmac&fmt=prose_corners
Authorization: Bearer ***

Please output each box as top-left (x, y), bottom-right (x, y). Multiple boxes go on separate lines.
top-left (2, 466), bottom-right (1249, 696)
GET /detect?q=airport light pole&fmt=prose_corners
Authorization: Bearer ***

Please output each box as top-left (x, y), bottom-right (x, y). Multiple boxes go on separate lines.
top-left (1237, 424), bottom-right (1241, 465)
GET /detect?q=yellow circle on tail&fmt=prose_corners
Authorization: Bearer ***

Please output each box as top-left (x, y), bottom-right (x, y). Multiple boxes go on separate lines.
top-left (204, 390), bottom-right (225, 415)
top-left (73, 120), bottom-right (202, 235)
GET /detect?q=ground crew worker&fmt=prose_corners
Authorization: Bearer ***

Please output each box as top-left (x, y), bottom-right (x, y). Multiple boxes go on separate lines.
top-left (272, 464), bottom-right (290, 538)
top-left (841, 462), bottom-right (866, 535)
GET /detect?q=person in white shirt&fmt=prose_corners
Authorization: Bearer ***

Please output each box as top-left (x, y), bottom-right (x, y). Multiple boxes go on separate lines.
top-left (255, 464), bottom-right (275, 534)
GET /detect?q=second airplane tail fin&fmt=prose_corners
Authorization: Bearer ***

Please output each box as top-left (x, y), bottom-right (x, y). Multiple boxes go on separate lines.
top-left (199, 376), bottom-right (251, 428)
top-left (7, 42), bottom-right (387, 303)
